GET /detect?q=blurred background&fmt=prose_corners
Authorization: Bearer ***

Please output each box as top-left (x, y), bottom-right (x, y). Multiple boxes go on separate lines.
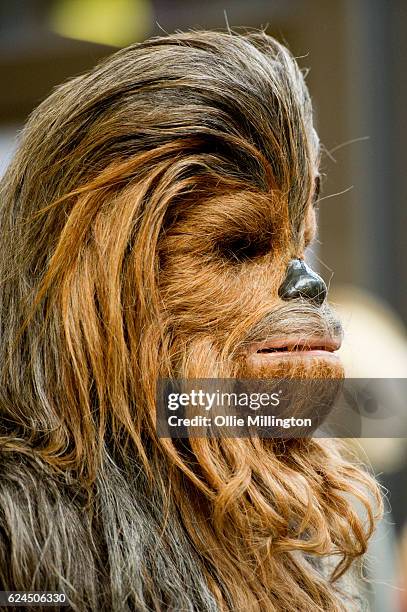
top-left (0, 0), bottom-right (406, 610)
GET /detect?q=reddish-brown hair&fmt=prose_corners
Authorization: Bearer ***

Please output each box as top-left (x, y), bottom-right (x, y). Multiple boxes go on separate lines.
top-left (0, 30), bottom-right (381, 611)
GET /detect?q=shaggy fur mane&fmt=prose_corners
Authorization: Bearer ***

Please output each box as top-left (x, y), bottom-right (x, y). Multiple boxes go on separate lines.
top-left (0, 30), bottom-right (381, 611)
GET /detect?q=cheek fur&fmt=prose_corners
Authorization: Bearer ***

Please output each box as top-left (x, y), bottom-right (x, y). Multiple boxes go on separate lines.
top-left (159, 249), bottom-right (287, 338)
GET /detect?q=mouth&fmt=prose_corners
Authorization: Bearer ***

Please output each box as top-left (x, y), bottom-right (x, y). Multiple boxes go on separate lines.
top-left (247, 336), bottom-right (341, 362)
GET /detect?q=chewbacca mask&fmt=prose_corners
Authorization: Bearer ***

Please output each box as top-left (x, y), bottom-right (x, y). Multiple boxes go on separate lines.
top-left (0, 31), bottom-right (381, 611)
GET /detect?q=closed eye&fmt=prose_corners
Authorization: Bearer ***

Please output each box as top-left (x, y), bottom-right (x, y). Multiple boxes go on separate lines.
top-left (218, 233), bottom-right (272, 263)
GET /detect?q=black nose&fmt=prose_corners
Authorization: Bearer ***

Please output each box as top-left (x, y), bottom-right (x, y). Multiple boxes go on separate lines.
top-left (278, 259), bottom-right (327, 306)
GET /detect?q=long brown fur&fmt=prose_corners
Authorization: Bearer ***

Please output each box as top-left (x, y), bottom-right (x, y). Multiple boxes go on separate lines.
top-left (0, 30), bottom-right (381, 611)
